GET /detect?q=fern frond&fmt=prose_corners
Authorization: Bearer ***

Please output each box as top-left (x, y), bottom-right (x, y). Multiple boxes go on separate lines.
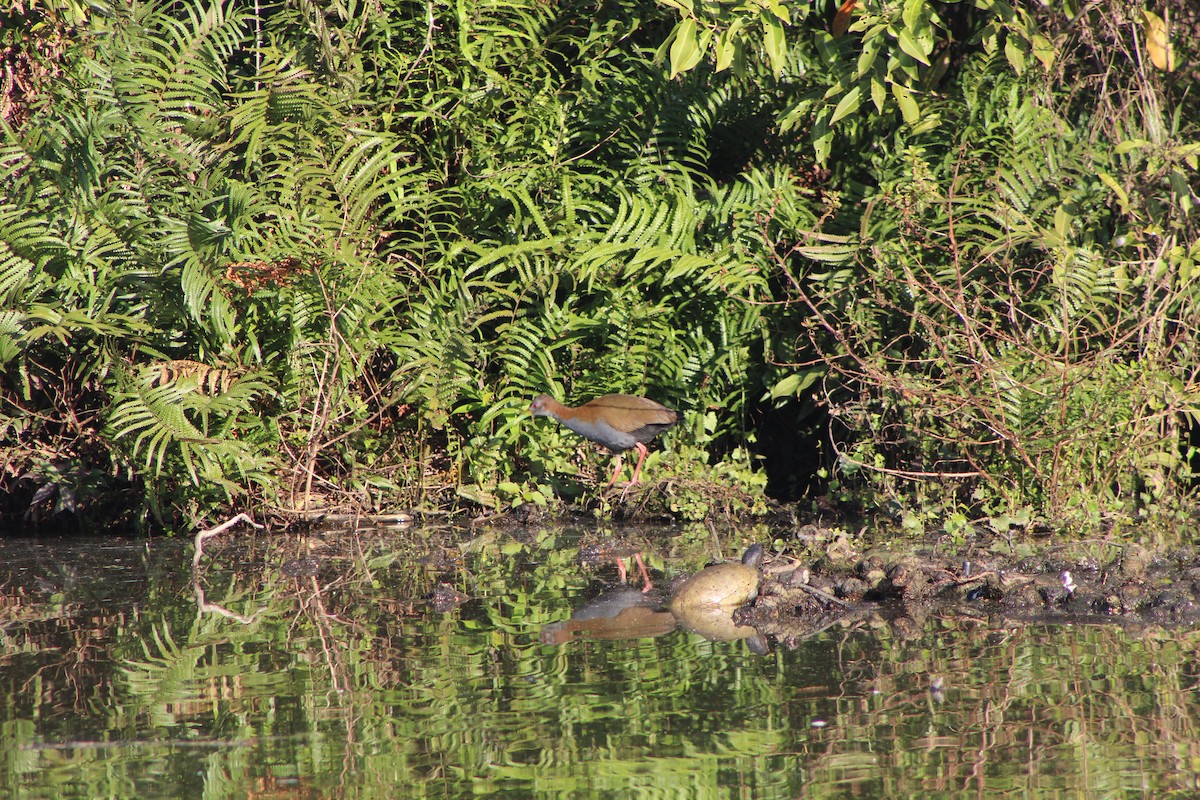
top-left (108, 369), bottom-right (274, 487)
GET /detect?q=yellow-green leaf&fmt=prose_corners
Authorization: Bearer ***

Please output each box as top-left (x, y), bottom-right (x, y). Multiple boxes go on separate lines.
top-left (669, 18), bottom-right (701, 78)
top-left (897, 28), bottom-right (930, 65)
top-left (762, 14), bottom-right (786, 76)
top-left (856, 43), bottom-right (878, 78)
top-left (1096, 171), bottom-right (1130, 207)
top-left (812, 110), bottom-right (831, 163)
top-left (1170, 170), bottom-right (1194, 214)
top-left (1031, 33), bottom-right (1055, 69)
top-left (1004, 37), bottom-right (1025, 75)
top-left (731, 38), bottom-right (748, 77)
top-left (1142, 10), bottom-right (1175, 72)
top-left (980, 26), bottom-right (998, 55)
top-left (697, 27), bottom-right (713, 63)
top-left (911, 112), bottom-right (939, 135)
top-left (891, 82), bottom-right (920, 124)
top-left (768, 369), bottom-right (823, 400)
top-left (870, 74), bottom-right (886, 113)
top-left (814, 130), bottom-right (832, 164)
top-left (829, 85), bottom-right (863, 125)
top-left (715, 28), bottom-right (736, 72)
top-left (903, 0), bottom-right (925, 29)
top-left (1114, 139), bottom-right (1150, 155)
top-left (1054, 205), bottom-right (1072, 237)
top-left (458, 485), bottom-right (500, 509)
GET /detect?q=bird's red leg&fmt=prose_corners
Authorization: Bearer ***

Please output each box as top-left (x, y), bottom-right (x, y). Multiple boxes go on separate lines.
top-left (612, 553), bottom-right (651, 591)
top-left (629, 442), bottom-right (649, 484)
top-left (632, 552), bottom-right (653, 592)
top-left (605, 454), bottom-right (624, 487)
top-left (619, 443), bottom-right (650, 500)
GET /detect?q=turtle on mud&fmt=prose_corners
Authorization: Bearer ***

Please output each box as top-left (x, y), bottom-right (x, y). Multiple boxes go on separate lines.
top-left (668, 544), bottom-right (768, 653)
top-left (670, 543), bottom-right (764, 613)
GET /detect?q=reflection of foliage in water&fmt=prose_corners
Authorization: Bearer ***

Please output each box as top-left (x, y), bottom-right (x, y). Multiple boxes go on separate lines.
top-left (1, 530), bottom-right (1200, 798)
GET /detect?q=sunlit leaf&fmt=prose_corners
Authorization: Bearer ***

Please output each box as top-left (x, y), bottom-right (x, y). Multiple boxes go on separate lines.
top-left (910, 111), bottom-right (939, 134)
top-left (1032, 33), bottom-right (1055, 69)
top-left (1142, 10), bottom-right (1175, 72)
top-left (812, 110), bottom-right (832, 163)
top-left (856, 42), bottom-right (878, 78)
top-left (1113, 139), bottom-right (1150, 154)
top-left (715, 25), bottom-right (738, 72)
top-left (830, 85), bottom-right (862, 125)
top-left (897, 28), bottom-right (930, 65)
top-left (891, 82), bottom-right (920, 124)
top-left (669, 17), bottom-right (702, 78)
top-left (870, 75), bottom-right (886, 113)
top-left (767, 369), bottom-right (823, 400)
top-left (1096, 171), bottom-right (1130, 208)
top-left (902, 0), bottom-right (925, 30)
top-left (762, 14), bottom-right (786, 76)
top-left (1169, 170), bottom-right (1194, 214)
top-left (1004, 37), bottom-right (1026, 75)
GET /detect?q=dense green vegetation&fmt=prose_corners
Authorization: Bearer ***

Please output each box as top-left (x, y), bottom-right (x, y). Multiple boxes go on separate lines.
top-left (1, 0), bottom-right (1197, 531)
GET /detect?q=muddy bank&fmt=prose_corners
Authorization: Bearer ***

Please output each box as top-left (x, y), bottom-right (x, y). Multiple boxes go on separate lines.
top-left (739, 527), bottom-right (1200, 647)
top-left (181, 511), bottom-right (1200, 649)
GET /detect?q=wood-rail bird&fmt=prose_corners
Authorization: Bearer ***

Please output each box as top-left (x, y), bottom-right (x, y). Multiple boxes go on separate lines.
top-left (529, 393), bottom-right (678, 490)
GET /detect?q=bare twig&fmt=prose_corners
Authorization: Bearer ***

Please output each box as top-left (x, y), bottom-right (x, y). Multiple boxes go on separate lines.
top-left (834, 451), bottom-right (984, 480)
top-left (193, 579), bottom-right (261, 624)
top-left (192, 514), bottom-right (265, 623)
top-left (193, 512), bottom-right (263, 568)
top-left (791, 581), bottom-right (855, 610)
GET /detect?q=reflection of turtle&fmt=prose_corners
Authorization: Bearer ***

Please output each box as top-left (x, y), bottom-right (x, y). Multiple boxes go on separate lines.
top-left (670, 544), bottom-right (764, 612)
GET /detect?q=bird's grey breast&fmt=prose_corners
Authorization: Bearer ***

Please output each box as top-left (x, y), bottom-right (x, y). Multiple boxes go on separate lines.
top-left (562, 417), bottom-right (638, 452)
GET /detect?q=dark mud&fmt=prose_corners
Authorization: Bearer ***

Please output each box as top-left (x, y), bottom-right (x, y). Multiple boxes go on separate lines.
top-left (740, 528), bottom-right (1200, 648)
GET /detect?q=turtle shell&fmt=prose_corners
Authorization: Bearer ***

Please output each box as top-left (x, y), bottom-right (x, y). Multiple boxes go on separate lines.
top-left (670, 544), bottom-right (763, 612)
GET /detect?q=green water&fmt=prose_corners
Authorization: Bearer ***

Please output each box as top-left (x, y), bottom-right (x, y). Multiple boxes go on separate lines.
top-left (1, 528), bottom-right (1197, 799)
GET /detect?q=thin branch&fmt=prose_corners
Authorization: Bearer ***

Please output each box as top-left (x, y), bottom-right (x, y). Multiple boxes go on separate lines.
top-left (193, 512), bottom-right (263, 569)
